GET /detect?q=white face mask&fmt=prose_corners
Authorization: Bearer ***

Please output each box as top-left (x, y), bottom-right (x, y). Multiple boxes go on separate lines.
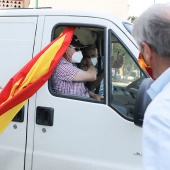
top-left (72, 51), bottom-right (83, 63)
top-left (91, 57), bottom-right (98, 66)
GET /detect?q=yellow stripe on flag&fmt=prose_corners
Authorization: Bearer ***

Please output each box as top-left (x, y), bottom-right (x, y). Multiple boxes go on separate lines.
top-left (0, 35), bottom-right (65, 134)
top-left (0, 36), bottom-right (65, 133)
top-left (14, 35), bottom-right (65, 94)
top-left (0, 100), bottom-right (26, 134)
top-left (0, 26), bottom-right (75, 134)
top-left (0, 78), bottom-right (23, 107)
top-left (9, 78), bottom-right (22, 99)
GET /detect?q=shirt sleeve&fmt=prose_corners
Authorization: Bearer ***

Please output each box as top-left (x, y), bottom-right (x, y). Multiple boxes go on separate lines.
top-left (143, 100), bottom-right (170, 170)
top-left (56, 60), bottom-right (80, 81)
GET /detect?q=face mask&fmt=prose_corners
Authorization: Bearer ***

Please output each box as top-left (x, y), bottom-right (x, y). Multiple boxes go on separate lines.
top-left (72, 51), bottom-right (83, 63)
top-left (138, 52), bottom-right (153, 79)
top-left (91, 57), bottom-right (98, 66)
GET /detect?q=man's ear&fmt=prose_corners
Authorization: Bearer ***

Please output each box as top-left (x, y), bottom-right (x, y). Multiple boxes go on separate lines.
top-left (141, 42), bottom-right (152, 66)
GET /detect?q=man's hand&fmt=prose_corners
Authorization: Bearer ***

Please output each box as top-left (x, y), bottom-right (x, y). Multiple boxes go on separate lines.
top-left (89, 91), bottom-right (104, 101)
top-left (73, 57), bottom-right (96, 82)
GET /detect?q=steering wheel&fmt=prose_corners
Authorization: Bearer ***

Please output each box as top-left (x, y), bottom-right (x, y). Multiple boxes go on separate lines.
top-left (125, 77), bottom-right (145, 97)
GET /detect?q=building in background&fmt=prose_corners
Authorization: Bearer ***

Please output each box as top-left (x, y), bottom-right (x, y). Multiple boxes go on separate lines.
top-left (29, 0), bottom-right (129, 20)
top-left (0, 0), bottom-right (129, 20)
top-left (0, 0), bottom-right (30, 8)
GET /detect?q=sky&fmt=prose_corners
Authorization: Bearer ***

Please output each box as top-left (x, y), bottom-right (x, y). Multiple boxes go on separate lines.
top-left (128, 0), bottom-right (170, 16)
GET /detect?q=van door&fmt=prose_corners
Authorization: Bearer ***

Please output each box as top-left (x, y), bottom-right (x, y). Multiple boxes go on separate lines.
top-left (0, 16), bottom-right (37, 170)
top-left (32, 16), bottom-right (145, 170)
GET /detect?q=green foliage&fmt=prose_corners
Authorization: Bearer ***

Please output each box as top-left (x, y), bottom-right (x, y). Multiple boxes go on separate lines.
top-left (112, 42), bottom-right (139, 78)
top-left (128, 16), bottom-right (137, 23)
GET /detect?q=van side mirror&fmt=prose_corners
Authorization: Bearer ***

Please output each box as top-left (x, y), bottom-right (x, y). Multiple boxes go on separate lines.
top-left (133, 78), bottom-right (153, 127)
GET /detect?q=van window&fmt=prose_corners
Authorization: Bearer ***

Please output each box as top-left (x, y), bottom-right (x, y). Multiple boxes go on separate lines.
top-left (49, 26), bottom-right (105, 103)
top-left (109, 33), bottom-right (146, 119)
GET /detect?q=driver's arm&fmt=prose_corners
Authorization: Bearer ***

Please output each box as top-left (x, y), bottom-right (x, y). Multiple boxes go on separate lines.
top-left (73, 58), bottom-right (97, 82)
top-left (85, 69), bottom-right (104, 90)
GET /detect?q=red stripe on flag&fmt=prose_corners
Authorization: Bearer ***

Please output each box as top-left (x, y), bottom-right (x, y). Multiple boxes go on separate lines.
top-left (0, 27), bottom-right (75, 115)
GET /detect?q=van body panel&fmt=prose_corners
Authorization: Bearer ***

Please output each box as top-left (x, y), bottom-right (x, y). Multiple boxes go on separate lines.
top-left (0, 16), bottom-right (37, 170)
top-left (31, 16), bottom-right (142, 170)
top-left (0, 16), bottom-right (38, 87)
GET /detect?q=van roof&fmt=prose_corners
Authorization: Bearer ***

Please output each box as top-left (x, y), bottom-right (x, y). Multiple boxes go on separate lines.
top-left (0, 8), bottom-right (125, 24)
top-left (0, 8), bottom-right (136, 47)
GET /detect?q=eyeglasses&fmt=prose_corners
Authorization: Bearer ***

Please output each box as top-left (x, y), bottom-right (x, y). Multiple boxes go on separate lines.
top-left (69, 45), bottom-right (81, 52)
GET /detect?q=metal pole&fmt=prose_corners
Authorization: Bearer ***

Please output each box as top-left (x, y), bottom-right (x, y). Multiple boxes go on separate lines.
top-left (36, 0), bottom-right (38, 8)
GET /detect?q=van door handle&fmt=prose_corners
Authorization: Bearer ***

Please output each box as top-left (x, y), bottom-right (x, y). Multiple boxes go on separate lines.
top-left (36, 106), bottom-right (54, 126)
top-left (12, 106), bottom-right (24, 122)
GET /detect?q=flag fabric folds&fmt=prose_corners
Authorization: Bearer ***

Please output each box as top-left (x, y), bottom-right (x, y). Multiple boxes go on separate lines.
top-left (0, 27), bottom-right (75, 134)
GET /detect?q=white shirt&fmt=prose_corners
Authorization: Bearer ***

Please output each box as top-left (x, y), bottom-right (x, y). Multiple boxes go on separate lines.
top-left (143, 67), bottom-right (170, 170)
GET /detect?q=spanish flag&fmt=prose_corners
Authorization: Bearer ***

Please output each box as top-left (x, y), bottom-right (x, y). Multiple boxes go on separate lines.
top-left (0, 27), bottom-right (75, 134)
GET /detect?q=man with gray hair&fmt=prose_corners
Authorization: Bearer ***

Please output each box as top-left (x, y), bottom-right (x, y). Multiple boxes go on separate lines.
top-left (132, 3), bottom-right (170, 170)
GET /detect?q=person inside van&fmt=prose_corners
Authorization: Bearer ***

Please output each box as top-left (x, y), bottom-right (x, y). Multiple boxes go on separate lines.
top-left (85, 49), bottom-right (124, 95)
top-left (51, 35), bottom-right (102, 101)
top-left (81, 45), bottom-right (104, 96)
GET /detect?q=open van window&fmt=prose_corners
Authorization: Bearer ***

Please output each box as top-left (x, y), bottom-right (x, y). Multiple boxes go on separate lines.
top-left (49, 26), bottom-right (105, 103)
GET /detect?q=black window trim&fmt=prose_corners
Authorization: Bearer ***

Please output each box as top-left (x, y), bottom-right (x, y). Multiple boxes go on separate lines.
top-left (48, 22), bottom-right (107, 104)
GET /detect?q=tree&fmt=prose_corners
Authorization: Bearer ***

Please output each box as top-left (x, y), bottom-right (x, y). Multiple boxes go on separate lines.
top-left (128, 16), bottom-right (137, 23)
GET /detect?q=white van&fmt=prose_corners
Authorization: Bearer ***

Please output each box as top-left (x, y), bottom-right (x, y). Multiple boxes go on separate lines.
top-left (0, 8), bottom-right (148, 170)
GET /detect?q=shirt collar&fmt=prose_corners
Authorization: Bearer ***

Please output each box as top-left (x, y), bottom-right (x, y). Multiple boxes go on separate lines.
top-left (147, 67), bottom-right (170, 100)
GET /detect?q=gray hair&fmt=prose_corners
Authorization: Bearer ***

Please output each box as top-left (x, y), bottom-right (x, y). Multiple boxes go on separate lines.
top-left (132, 3), bottom-right (170, 57)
